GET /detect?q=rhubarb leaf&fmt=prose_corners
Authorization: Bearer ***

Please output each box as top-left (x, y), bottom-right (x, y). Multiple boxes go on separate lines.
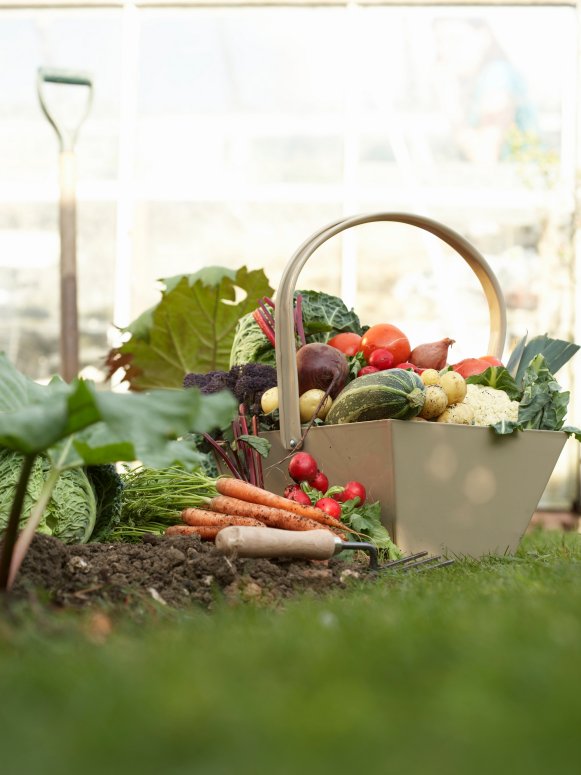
top-left (114, 266), bottom-right (273, 389)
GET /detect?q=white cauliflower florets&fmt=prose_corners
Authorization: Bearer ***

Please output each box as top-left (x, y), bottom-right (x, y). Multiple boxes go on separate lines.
top-left (463, 384), bottom-right (519, 427)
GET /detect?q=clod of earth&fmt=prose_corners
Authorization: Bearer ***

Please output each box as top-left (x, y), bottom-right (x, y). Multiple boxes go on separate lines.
top-left (7, 534), bottom-right (368, 610)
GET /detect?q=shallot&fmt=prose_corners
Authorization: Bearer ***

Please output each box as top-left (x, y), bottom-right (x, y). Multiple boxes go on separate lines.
top-left (409, 338), bottom-right (455, 370)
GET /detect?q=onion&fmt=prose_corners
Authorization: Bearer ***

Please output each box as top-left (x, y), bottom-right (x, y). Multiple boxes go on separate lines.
top-left (296, 343), bottom-right (349, 399)
top-left (409, 337), bottom-right (455, 370)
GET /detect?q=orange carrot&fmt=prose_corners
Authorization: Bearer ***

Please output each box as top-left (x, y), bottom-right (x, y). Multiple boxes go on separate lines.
top-left (165, 525), bottom-right (222, 540)
top-left (181, 508), bottom-right (265, 528)
top-left (215, 478), bottom-right (352, 531)
top-left (207, 494), bottom-right (346, 539)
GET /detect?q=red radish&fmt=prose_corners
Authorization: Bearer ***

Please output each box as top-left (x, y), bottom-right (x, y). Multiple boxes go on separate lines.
top-left (368, 348), bottom-right (395, 370)
top-left (315, 497), bottom-right (342, 520)
top-left (342, 481), bottom-right (367, 505)
top-left (310, 470), bottom-right (329, 493)
top-left (288, 452), bottom-right (319, 483)
top-left (358, 365), bottom-right (380, 377)
top-left (395, 362), bottom-right (423, 373)
top-left (283, 485), bottom-right (312, 506)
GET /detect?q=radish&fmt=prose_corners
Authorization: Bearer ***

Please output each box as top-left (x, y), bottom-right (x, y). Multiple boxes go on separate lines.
top-left (357, 365), bottom-right (380, 377)
top-left (288, 452), bottom-right (319, 483)
top-left (283, 484), bottom-right (312, 506)
top-left (310, 470), bottom-right (329, 493)
top-left (368, 348), bottom-right (395, 371)
top-left (315, 497), bottom-right (342, 520)
top-left (333, 480), bottom-right (366, 506)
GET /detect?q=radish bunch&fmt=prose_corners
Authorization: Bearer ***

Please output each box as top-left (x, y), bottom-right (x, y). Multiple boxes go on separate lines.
top-left (284, 451), bottom-right (367, 520)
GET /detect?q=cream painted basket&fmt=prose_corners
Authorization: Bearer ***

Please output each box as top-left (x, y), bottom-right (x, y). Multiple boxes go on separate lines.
top-left (259, 212), bottom-right (567, 558)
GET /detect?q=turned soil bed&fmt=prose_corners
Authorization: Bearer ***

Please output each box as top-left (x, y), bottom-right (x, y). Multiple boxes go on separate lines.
top-left (8, 534), bottom-right (368, 609)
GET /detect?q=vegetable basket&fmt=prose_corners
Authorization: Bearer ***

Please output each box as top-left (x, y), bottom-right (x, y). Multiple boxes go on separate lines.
top-left (260, 212), bottom-right (568, 558)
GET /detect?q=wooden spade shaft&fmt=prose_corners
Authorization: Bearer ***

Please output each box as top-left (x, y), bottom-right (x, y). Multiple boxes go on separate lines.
top-left (59, 150), bottom-right (79, 382)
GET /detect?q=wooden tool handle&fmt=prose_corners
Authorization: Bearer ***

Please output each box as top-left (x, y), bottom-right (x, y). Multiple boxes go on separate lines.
top-left (215, 526), bottom-right (340, 560)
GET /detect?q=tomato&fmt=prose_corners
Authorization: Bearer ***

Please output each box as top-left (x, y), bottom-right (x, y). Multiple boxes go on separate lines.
top-left (288, 452), bottom-right (319, 483)
top-left (360, 324), bottom-right (410, 365)
top-left (368, 348), bottom-right (395, 370)
top-left (452, 358), bottom-right (491, 378)
top-left (310, 470), bottom-right (329, 493)
top-left (328, 332), bottom-right (362, 356)
top-left (358, 365), bottom-right (379, 377)
top-left (315, 497), bottom-right (342, 520)
top-left (480, 355), bottom-right (503, 367)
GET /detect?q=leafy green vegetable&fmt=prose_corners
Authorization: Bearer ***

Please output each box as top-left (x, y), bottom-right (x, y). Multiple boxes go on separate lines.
top-left (0, 353), bottom-right (237, 589)
top-left (297, 291), bottom-right (362, 342)
top-left (340, 498), bottom-right (401, 560)
top-left (229, 312), bottom-right (277, 367)
top-left (346, 351), bottom-right (367, 381)
top-left (466, 366), bottom-right (521, 400)
top-left (506, 333), bottom-right (580, 386)
top-left (517, 354), bottom-right (570, 430)
top-left (492, 354), bottom-right (581, 439)
top-left (0, 450), bottom-right (96, 544)
top-left (85, 464), bottom-right (125, 543)
top-left (229, 289), bottom-right (362, 367)
top-left (235, 435), bottom-right (271, 458)
top-left (107, 266), bottom-right (274, 389)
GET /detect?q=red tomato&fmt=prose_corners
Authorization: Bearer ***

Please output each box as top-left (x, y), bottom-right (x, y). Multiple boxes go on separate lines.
top-left (360, 324), bottom-right (410, 365)
top-left (328, 332), bottom-right (362, 357)
top-left (480, 355), bottom-right (503, 367)
top-left (310, 470), bottom-right (329, 493)
top-left (368, 348), bottom-right (395, 371)
top-left (315, 497), bottom-right (342, 520)
top-left (357, 365), bottom-right (380, 377)
top-left (452, 358), bottom-right (491, 378)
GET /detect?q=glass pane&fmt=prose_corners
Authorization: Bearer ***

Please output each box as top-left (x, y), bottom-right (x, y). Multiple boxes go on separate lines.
top-left (0, 9), bottom-right (122, 381)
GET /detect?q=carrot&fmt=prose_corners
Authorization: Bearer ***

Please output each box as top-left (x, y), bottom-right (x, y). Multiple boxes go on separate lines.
top-left (165, 525), bottom-right (222, 540)
top-left (215, 478), bottom-right (353, 531)
top-left (206, 494), bottom-right (347, 539)
top-left (181, 508), bottom-right (265, 528)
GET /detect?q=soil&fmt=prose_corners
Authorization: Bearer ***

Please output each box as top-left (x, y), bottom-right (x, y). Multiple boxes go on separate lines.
top-left (9, 534), bottom-right (370, 610)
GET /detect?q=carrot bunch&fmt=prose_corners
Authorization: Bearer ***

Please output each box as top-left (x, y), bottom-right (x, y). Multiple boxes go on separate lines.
top-left (165, 477), bottom-right (351, 541)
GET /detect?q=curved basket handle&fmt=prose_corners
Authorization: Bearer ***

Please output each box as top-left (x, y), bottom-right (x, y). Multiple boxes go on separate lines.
top-left (275, 211), bottom-right (507, 450)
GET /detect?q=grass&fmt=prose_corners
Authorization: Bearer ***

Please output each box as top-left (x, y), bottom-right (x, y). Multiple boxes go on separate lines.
top-left (1, 529), bottom-right (581, 775)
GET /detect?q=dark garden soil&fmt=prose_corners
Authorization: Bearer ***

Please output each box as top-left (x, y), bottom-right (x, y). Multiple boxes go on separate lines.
top-left (9, 534), bottom-right (368, 610)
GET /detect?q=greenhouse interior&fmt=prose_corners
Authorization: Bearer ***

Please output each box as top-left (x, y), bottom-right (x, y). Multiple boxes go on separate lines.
top-left (2, 0), bottom-right (579, 510)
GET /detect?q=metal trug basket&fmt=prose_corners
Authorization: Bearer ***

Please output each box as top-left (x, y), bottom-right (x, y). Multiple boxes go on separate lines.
top-left (260, 212), bottom-right (567, 559)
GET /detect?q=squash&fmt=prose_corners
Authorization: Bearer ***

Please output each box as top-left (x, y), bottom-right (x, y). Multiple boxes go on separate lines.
top-left (325, 368), bottom-right (425, 425)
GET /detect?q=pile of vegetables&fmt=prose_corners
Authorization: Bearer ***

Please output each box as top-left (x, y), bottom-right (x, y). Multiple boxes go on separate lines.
top-left (5, 260), bottom-right (579, 591)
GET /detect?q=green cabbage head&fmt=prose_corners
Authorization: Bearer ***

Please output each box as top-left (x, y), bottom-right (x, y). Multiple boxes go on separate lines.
top-left (0, 449), bottom-right (96, 544)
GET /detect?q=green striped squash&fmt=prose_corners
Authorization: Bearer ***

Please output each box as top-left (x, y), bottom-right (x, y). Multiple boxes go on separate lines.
top-left (325, 368), bottom-right (426, 424)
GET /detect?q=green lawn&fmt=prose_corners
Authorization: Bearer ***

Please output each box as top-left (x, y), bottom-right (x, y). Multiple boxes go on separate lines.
top-left (1, 529), bottom-right (581, 775)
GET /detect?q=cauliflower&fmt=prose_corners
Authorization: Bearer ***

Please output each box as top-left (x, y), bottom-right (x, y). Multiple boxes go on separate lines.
top-left (463, 384), bottom-right (519, 427)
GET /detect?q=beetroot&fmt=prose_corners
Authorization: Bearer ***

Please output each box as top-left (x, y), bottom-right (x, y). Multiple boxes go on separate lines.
top-left (296, 343), bottom-right (349, 399)
top-left (409, 338), bottom-right (455, 370)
